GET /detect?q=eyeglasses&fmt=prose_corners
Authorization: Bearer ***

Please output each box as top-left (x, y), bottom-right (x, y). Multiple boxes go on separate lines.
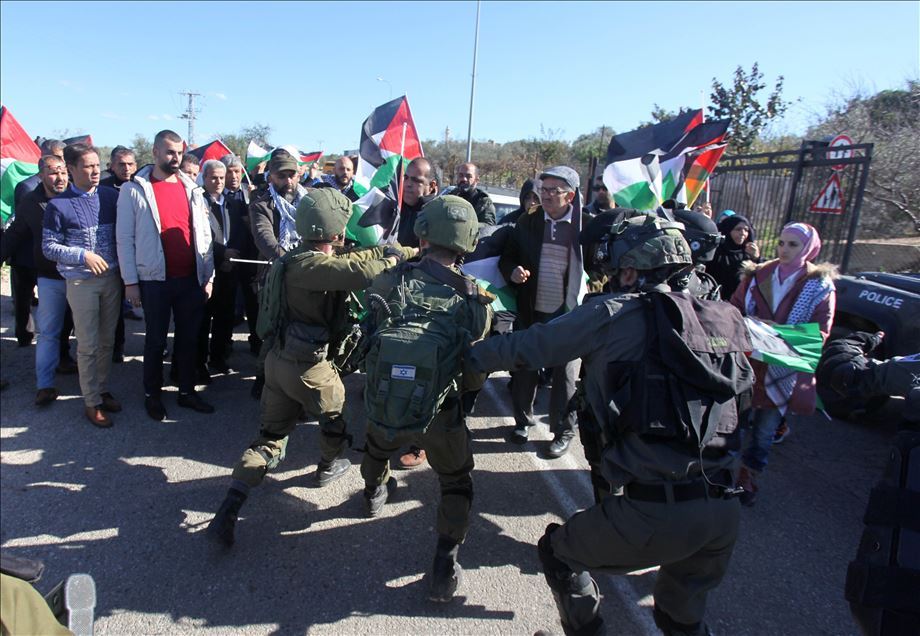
top-left (539, 186), bottom-right (569, 196)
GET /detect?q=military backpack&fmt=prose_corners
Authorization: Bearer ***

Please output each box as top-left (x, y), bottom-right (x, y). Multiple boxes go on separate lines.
top-left (363, 260), bottom-right (482, 439)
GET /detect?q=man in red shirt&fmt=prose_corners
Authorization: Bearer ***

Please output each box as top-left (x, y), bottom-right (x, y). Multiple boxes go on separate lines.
top-left (116, 130), bottom-right (216, 421)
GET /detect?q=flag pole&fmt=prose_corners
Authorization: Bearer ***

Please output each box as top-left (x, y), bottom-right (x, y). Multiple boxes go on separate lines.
top-left (465, 0), bottom-right (481, 162)
top-left (396, 121), bottom-right (408, 214)
top-left (700, 89), bottom-right (710, 205)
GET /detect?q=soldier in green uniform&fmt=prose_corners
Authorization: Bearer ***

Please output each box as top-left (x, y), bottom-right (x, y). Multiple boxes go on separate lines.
top-left (359, 195), bottom-right (492, 603)
top-left (470, 214), bottom-right (754, 635)
top-left (206, 188), bottom-right (416, 548)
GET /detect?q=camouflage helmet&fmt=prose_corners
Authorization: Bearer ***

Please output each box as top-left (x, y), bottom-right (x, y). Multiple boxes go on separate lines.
top-left (597, 213), bottom-right (692, 272)
top-left (295, 188), bottom-right (352, 243)
top-left (414, 195), bottom-right (479, 254)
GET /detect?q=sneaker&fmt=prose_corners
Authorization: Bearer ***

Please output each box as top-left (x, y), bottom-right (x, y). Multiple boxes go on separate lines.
top-left (56, 357), bottom-right (78, 375)
top-left (315, 458), bottom-right (351, 487)
top-left (100, 392), bottom-right (122, 413)
top-left (145, 395), bottom-right (167, 421)
top-left (364, 477), bottom-right (396, 517)
top-left (736, 466), bottom-right (758, 507)
top-left (397, 446), bottom-right (426, 470)
top-left (35, 387), bottom-right (58, 406)
top-left (177, 392), bottom-right (215, 414)
top-left (546, 430), bottom-right (575, 458)
top-left (773, 421), bottom-right (791, 444)
top-left (84, 405), bottom-right (113, 428)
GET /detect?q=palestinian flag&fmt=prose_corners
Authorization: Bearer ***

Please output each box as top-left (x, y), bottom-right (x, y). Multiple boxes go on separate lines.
top-left (0, 106), bottom-right (41, 225)
top-left (186, 139), bottom-right (233, 165)
top-left (657, 119), bottom-right (730, 202)
top-left (350, 96), bottom-right (424, 242)
top-left (461, 225), bottom-right (517, 313)
top-left (745, 318), bottom-right (823, 373)
top-left (245, 141), bottom-right (323, 172)
top-left (347, 187), bottom-right (398, 246)
top-left (355, 96), bottom-right (423, 196)
top-left (62, 134), bottom-right (94, 147)
top-left (603, 109), bottom-right (703, 210)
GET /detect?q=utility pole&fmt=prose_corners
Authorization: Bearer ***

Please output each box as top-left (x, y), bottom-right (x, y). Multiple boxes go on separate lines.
top-left (178, 91), bottom-right (201, 146)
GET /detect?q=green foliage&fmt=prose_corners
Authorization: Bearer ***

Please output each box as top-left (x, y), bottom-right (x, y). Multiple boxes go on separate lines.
top-left (215, 122), bottom-right (273, 159)
top-left (130, 133), bottom-right (154, 167)
top-left (570, 125), bottom-right (615, 164)
top-left (709, 63), bottom-right (791, 153)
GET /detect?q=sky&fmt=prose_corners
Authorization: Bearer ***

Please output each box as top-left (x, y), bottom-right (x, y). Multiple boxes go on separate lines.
top-left (1, 1), bottom-right (917, 155)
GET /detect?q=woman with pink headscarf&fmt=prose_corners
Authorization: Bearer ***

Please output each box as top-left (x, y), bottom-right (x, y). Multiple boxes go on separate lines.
top-left (729, 222), bottom-right (837, 505)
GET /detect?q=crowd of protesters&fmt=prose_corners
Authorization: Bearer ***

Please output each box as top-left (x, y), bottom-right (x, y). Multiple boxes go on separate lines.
top-left (0, 129), bottom-right (835, 504)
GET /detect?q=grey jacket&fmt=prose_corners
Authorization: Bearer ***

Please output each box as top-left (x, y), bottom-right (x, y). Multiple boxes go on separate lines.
top-left (116, 164), bottom-right (215, 286)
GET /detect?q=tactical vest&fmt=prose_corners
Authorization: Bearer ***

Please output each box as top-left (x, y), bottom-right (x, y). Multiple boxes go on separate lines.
top-left (606, 291), bottom-right (753, 452)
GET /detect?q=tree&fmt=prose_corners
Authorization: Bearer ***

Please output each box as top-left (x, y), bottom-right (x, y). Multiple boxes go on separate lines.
top-left (709, 63), bottom-right (790, 153)
top-left (808, 80), bottom-right (920, 236)
top-left (130, 133), bottom-right (154, 167)
top-left (570, 125), bottom-right (614, 165)
top-left (215, 123), bottom-right (274, 159)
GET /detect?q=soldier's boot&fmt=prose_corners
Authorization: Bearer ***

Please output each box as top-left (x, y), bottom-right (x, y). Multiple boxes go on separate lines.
top-left (538, 524), bottom-right (604, 636)
top-left (428, 535), bottom-right (463, 603)
top-left (653, 604), bottom-right (712, 636)
top-left (364, 477), bottom-right (397, 517)
top-left (315, 458), bottom-right (351, 486)
top-left (315, 416), bottom-right (353, 487)
top-left (206, 488), bottom-right (247, 548)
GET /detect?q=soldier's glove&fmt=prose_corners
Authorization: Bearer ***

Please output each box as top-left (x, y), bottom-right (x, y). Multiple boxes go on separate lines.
top-left (382, 245), bottom-right (407, 265)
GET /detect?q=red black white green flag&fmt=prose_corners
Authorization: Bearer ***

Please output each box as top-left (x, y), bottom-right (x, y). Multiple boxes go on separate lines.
top-left (186, 139), bottom-right (234, 165)
top-left (348, 96), bottom-right (424, 245)
top-left (0, 105), bottom-right (41, 225)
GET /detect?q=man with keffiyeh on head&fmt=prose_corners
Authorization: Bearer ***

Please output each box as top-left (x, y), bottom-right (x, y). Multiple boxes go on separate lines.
top-left (729, 221), bottom-right (837, 505)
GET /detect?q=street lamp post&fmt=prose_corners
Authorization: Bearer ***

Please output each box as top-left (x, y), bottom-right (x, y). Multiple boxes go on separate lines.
top-left (465, 0), bottom-right (481, 162)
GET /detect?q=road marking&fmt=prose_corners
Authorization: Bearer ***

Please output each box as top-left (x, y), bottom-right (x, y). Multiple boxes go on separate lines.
top-left (479, 379), bottom-right (659, 635)
top-left (2, 528), bottom-right (119, 547)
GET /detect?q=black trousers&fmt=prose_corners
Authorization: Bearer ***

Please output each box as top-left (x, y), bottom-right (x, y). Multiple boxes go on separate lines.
top-left (10, 265), bottom-right (37, 343)
top-left (236, 263), bottom-right (259, 343)
top-left (139, 276), bottom-right (206, 396)
top-left (198, 268), bottom-right (237, 366)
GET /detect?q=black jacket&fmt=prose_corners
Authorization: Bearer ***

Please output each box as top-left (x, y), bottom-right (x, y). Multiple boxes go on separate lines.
top-left (0, 185), bottom-right (59, 278)
top-left (455, 187), bottom-right (495, 226)
top-left (396, 194), bottom-right (434, 248)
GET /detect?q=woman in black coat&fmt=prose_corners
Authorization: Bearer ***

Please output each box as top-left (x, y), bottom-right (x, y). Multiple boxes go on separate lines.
top-left (709, 214), bottom-right (761, 300)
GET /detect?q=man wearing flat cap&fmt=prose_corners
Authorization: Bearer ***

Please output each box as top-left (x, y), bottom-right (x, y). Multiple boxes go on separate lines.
top-left (498, 166), bottom-right (586, 457)
top-left (249, 149), bottom-right (307, 262)
top-left (207, 188), bottom-right (417, 548)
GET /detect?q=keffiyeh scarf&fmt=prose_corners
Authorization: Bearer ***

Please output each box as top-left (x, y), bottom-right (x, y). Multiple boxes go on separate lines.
top-left (269, 182), bottom-right (307, 252)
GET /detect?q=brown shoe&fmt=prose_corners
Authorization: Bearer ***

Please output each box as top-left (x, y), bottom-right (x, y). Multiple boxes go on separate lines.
top-left (85, 405), bottom-right (113, 428)
top-left (398, 446), bottom-right (427, 470)
top-left (100, 392), bottom-right (122, 413)
top-left (35, 388), bottom-right (58, 406)
top-left (736, 466), bottom-right (758, 507)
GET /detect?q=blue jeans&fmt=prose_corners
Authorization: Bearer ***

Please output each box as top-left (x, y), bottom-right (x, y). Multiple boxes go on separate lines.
top-left (741, 408), bottom-right (784, 473)
top-left (35, 277), bottom-right (69, 389)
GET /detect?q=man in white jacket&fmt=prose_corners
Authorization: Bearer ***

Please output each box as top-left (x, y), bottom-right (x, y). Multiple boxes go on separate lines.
top-left (116, 129), bottom-right (216, 421)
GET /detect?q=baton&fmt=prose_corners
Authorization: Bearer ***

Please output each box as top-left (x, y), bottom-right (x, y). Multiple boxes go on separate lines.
top-left (229, 258), bottom-right (271, 265)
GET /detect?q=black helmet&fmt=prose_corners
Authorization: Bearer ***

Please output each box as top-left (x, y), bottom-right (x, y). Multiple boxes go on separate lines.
top-left (673, 208), bottom-right (722, 264)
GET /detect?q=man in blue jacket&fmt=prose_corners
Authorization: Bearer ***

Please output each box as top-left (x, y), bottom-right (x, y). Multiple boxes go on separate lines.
top-left (43, 143), bottom-right (122, 428)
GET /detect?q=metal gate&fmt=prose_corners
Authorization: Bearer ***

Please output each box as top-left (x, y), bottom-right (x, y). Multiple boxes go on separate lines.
top-left (708, 140), bottom-right (873, 273)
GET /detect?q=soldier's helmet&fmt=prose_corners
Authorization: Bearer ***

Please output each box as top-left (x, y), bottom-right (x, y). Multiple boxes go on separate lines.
top-left (672, 208), bottom-right (722, 264)
top-left (414, 195), bottom-right (479, 254)
top-left (597, 212), bottom-right (692, 272)
top-left (295, 188), bottom-right (353, 243)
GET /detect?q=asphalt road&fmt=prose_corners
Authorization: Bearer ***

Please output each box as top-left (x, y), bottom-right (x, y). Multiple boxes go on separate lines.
top-left (0, 273), bottom-right (897, 635)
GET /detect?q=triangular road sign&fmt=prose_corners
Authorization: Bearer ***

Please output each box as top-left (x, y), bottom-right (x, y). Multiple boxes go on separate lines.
top-left (809, 173), bottom-right (845, 214)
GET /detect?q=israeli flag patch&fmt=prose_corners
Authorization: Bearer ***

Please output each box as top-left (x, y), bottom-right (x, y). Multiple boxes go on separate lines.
top-left (391, 365), bottom-right (416, 381)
